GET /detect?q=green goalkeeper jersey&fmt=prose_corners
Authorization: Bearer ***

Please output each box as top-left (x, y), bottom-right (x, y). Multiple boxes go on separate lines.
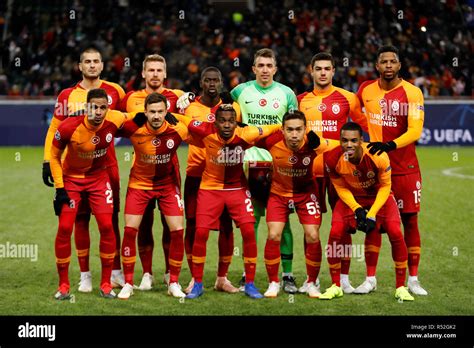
top-left (231, 80), bottom-right (298, 161)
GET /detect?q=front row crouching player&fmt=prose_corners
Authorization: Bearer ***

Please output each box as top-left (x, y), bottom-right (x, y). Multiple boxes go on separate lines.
top-left (50, 88), bottom-right (129, 300)
top-left (319, 122), bottom-right (413, 301)
top-left (182, 104), bottom-right (281, 299)
top-left (255, 110), bottom-right (338, 298)
top-left (116, 93), bottom-right (191, 299)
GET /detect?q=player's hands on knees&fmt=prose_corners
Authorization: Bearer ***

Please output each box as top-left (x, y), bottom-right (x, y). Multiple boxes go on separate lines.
top-left (355, 207), bottom-right (367, 232)
top-left (132, 112), bottom-right (147, 127)
top-left (165, 112), bottom-right (179, 125)
top-left (176, 92), bottom-right (195, 111)
top-left (307, 130), bottom-right (321, 150)
top-left (367, 141), bottom-right (396, 155)
top-left (54, 188), bottom-right (71, 216)
top-left (365, 217), bottom-right (376, 233)
top-left (42, 162), bottom-right (54, 187)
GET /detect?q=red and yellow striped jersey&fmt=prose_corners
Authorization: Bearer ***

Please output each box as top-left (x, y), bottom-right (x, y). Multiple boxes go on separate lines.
top-left (50, 110), bottom-right (126, 188)
top-left (185, 121), bottom-right (280, 190)
top-left (325, 144), bottom-right (392, 218)
top-left (357, 79), bottom-right (424, 175)
top-left (256, 132), bottom-right (338, 197)
top-left (120, 88), bottom-right (184, 113)
top-left (298, 86), bottom-right (367, 177)
top-left (184, 97), bottom-right (241, 177)
top-left (118, 121), bottom-right (189, 190)
top-left (44, 80), bottom-right (125, 162)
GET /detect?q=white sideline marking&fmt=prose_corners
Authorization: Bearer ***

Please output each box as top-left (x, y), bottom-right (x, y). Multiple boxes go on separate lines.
top-left (441, 167), bottom-right (474, 179)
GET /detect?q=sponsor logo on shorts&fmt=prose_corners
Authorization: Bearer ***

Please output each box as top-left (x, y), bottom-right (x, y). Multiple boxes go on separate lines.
top-left (193, 120), bottom-right (202, 127)
top-left (106, 133), bottom-right (113, 143)
top-left (166, 139), bottom-right (175, 149)
top-left (310, 194), bottom-right (317, 202)
top-left (91, 135), bottom-right (100, 145)
top-left (331, 103), bottom-right (340, 114)
top-left (367, 171), bottom-right (375, 178)
top-left (245, 190), bottom-right (251, 198)
top-left (302, 156), bottom-right (311, 166)
top-left (152, 138), bottom-right (161, 147)
top-left (416, 180), bottom-right (421, 189)
top-left (54, 130), bottom-right (61, 141)
top-left (106, 182), bottom-right (111, 190)
top-left (318, 103), bottom-right (327, 112)
top-left (288, 155), bottom-right (298, 164)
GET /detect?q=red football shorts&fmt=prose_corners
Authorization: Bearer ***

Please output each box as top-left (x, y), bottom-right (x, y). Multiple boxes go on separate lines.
top-left (391, 172), bottom-right (422, 213)
top-left (331, 194), bottom-right (401, 231)
top-left (196, 188), bottom-right (255, 229)
top-left (62, 172), bottom-right (114, 215)
top-left (184, 175), bottom-right (201, 220)
top-left (267, 191), bottom-right (322, 225)
top-left (314, 176), bottom-right (340, 213)
top-left (125, 185), bottom-right (184, 216)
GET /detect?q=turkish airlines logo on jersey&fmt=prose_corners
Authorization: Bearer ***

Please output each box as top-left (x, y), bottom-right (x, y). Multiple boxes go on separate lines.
top-left (288, 155), bottom-right (298, 164)
top-left (207, 113), bottom-right (216, 122)
top-left (91, 136), bottom-right (100, 145)
top-left (259, 99), bottom-right (267, 107)
top-left (318, 103), bottom-right (327, 112)
top-left (152, 138), bottom-right (161, 147)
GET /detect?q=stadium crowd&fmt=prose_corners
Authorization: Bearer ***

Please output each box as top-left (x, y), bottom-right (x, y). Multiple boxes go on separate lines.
top-left (0, 0), bottom-right (471, 97)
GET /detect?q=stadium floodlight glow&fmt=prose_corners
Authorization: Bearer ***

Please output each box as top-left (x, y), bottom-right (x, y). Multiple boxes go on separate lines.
top-left (421, 26), bottom-right (427, 32)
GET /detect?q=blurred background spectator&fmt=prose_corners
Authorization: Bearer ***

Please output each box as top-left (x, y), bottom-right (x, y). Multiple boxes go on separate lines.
top-left (0, 0), bottom-right (471, 97)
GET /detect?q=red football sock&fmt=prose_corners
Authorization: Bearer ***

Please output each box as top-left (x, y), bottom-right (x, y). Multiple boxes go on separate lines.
top-left (240, 222), bottom-right (257, 283)
top-left (217, 214), bottom-right (234, 277)
top-left (326, 222), bottom-right (345, 286)
top-left (169, 229), bottom-right (184, 284)
top-left (112, 210), bottom-right (121, 270)
top-left (386, 221), bottom-right (408, 288)
top-left (340, 232), bottom-right (352, 275)
top-left (305, 240), bottom-right (322, 283)
top-left (264, 239), bottom-right (280, 283)
top-left (364, 231), bottom-right (382, 277)
top-left (56, 211), bottom-right (76, 287)
top-left (184, 218), bottom-right (196, 272)
top-left (121, 226), bottom-right (138, 285)
top-left (138, 203), bottom-right (154, 274)
top-left (74, 213), bottom-right (91, 273)
top-left (402, 213), bottom-right (421, 277)
top-left (161, 213), bottom-right (171, 274)
top-left (192, 227), bottom-right (210, 282)
top-left (96, 213), bottom-right (116, 287)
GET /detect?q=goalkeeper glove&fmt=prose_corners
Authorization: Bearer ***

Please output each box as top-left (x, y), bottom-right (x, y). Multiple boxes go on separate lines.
top-left (132, 112), bottom-right (147, 127)
top-left (42, 162), bottom-right (54, 187)
top-left (165, 112), bottom-right (179, 125)
top-left (219, 91), bottom-right (234, 104)
top-left (307, 130), bottom-right (321, 150)
top-left (366, 217), bottom-right (376, 233)
top-left (176, 92), bottom-right (195, 111)
top-left (355, 207), bottom-right (367, 232)
top-left (367, 141), bottom-right (396, 156)
top-left (54, 188), bottom-right (71, 216)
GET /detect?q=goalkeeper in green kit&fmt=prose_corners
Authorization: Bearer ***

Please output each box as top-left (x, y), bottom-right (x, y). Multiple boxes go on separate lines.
top-left (230, 48), bottom-right (299, 293)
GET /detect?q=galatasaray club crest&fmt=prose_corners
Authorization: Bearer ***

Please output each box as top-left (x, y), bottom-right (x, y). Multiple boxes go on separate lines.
top-left (166, 139), bottom-right (175, 149)
top-left (391, 100), bottom-right (400, 112)
top-left (288, 155), bottom-right (298, 164)
top-left (331, 103), bottom-right (340, 114)
top-left (152, 138), bottom-right (161, 147)
top-left (310, 194), bottom-right (317, 202)
top-left (353, 170), bottom-right (361, 177)
top-left (166, 100), bottom-right (171, 110)
top-left (302, 156), bottom-right (311, 166)
top-left (379, 98), bottom-right (387, 108)
top-left (367, 171), bottom-right (375, 178)
top-left (106, 133), bottom-right (113, 143)
top-left (246, 190), bottom-right (252, 198)
top-left (416, 181), bottom-right (421, 189)
top-left (107, 94), bottom-right (113, 105)
top-left (318, 103), bottom-right (327, 112)
top-left (259, 98), bottom-right (267, 107)
top-left (273, 100), bottom-right (280, 109)
top-left (91, 135), bottom-right (100, 145)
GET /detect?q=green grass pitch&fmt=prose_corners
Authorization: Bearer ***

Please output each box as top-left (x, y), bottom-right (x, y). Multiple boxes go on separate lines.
top-left (0, 145), bottom-right (473, 315)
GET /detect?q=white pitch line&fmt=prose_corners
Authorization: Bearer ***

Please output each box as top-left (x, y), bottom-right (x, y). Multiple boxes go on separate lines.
top-left (441, 167), bottom-right (474, 179)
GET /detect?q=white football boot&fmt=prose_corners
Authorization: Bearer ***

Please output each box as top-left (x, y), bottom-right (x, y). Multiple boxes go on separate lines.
top-left (264, 281), bottom-right (281, 298)
top-left (78, 271), bottom-right (92, 293)
top-left (138, 272), bottom-right (154, 291)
